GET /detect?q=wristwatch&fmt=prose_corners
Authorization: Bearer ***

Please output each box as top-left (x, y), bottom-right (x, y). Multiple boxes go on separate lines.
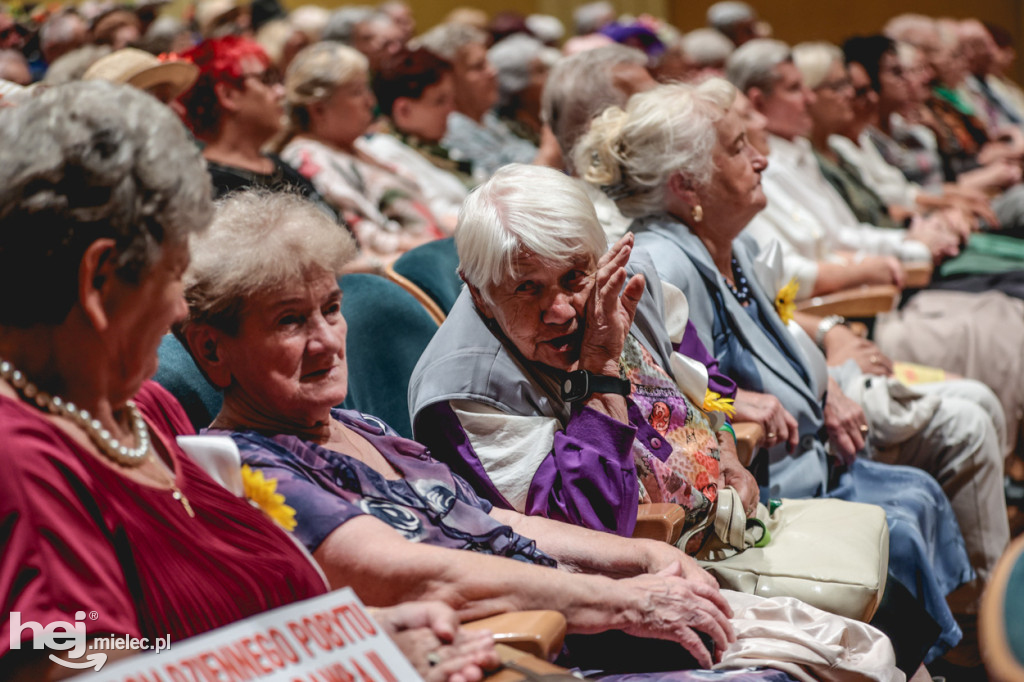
top-left (560, 370), bottom-right (631, 403)
top-left (815, 315), bottom-right (846, 349)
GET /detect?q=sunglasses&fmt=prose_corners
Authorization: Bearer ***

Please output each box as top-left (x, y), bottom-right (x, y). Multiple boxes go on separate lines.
top-left (240, 68), bottom-right (282, 87)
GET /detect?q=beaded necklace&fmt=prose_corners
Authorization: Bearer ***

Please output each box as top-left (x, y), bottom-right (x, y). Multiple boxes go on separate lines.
top-left (725, 256), bottom-right (752, 304)
top-left (0, 357), bottom-right (195, 517)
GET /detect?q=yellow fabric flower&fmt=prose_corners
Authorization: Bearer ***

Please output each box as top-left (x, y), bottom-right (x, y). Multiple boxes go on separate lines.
top-left (775, 278), bottom-right (799, 325)
top-left (241, 465), bottom-right (297, 531)
top-left (703, 390), bottom-right (736, 418)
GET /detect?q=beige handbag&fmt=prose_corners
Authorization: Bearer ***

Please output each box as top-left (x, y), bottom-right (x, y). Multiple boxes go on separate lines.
top-left (681, 489), bottom-right (889, 622)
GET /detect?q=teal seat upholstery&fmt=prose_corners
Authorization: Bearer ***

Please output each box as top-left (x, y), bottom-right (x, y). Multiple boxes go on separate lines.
top-left (339, 273), bottom-right (439, 438)
top-left (154, 333), bottom-right (222, 431)
top-left (982, 534), bottom-right (1024, 681)
top-left (391, 237), bottom-right (462, 315)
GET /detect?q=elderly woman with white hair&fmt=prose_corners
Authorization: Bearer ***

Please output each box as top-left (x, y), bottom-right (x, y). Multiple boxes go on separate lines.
top-left (574, 77), bottom-right (1007, 670)
top-left (409, 163), bottom-right (758, 539)
top-left (277, 41), bottom-right (446, 265)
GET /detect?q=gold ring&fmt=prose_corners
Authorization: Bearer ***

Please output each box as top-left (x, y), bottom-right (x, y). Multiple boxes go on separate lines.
top-left (767, 432), bottom-right (776, 439)
top-left (860, 425), bottom-right (869, 433)
top-left (427, 652), bottom-right (441, 667)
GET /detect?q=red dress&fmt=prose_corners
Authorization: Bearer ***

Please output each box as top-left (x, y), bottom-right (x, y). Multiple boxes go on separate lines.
top-left (0, 381), bottom-right (327, 660)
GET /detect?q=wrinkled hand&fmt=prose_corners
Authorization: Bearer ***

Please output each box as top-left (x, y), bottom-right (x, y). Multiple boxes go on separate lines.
top-left (959, 160), bottom-right (1022, 193)
top-left (937, 207), bottom-right (973, 242)
top-left (642, 541), bottom-right (720, 590)
top-left (907, 214), bottom-right (960, 263)
top-left (374, 602), bottom-right (499, 682)
top-left (822, 324), bottom-right (893, 376)
top-left (717, 432), bottom-right (759, 517)
top-left (620, 562), bottom-right (735, 668)
top-left (858, 255), bottom-right (905, 288)
top-left (578, 233), bottom-right (646, 377)
top-left (732, 389), bottom-right (799, 452)
top-left (823, 377), bottom-right (867, 465)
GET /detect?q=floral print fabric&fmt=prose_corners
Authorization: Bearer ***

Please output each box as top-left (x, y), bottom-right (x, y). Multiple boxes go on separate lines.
top-left (621, 334), bottom-right (720, 523)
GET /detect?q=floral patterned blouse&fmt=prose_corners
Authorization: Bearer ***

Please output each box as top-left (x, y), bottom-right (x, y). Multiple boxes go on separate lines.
top-left (620, 334), bottom-right (721, 527)
top-left (210, 409), bottom-right (556, 566)
top-left (281, 137), bottom-right (444, 255)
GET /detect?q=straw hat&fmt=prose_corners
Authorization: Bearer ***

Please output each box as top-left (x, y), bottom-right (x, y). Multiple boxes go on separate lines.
top-left (195, 0), bottom-right (243, 37)
top-left (83, 47), bottom-right (198, 100)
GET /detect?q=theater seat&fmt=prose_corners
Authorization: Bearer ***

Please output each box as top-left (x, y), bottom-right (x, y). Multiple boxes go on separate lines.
top-left (339, 273), bottom-right (440, 438)
top-left (154, 333), bottom-right (222, 431)
top-left (389, 237), bottom-right (462, 316)
top-left (981, 535), bottom-right (1024, 681)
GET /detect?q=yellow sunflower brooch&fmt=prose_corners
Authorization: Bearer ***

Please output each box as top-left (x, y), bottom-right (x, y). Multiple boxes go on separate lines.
top-left (774, 278), bottom-right (799, 325)
top-left (241, 465), bottom-right (298, 531)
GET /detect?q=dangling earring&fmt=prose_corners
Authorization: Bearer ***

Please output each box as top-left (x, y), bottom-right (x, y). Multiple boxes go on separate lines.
top-left (692, 205), bottom-right (703, 223)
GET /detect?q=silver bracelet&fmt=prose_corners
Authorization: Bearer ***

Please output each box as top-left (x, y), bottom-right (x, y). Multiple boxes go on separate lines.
top-left (815, 315), bottom-right (846, 349)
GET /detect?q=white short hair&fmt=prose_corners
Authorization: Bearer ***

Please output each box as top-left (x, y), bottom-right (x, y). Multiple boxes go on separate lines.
top-left (725, 38), bottom-right (790, 93)
top-left (792, 41), bottom-right (842, 90)
top-left (414, 22), bottom-right (487, 62)
top-left (679, 28), bottom-right (735, 66)
top-left (456, 164), bottom-right (607, 292)
top-left (489, 34), bottom-right (559, 109)
top-left (575, 79), bottom-right (736, 218)
top-left (706, 1), bottom-right (756, 31)
top-left (322, 6), bottom-right (375, 44)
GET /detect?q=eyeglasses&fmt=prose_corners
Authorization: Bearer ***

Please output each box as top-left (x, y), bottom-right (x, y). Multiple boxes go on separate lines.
top-left (815, 77), bottom-right (853, 93)
top-left (240, 68), bottom-right (282, 87)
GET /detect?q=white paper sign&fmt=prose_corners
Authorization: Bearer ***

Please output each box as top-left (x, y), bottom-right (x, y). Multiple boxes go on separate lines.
top-left (86, 588), bottom-right (424, 682)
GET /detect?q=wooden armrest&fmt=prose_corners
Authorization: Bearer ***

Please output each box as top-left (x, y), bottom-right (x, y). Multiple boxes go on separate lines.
top-left (796, 284), bottom-right (899, 318)
top-left (902, 261), bottom-right (933, 288)
top-left (383, 265), bottom-right (446, 326)
top-left (463, 611), bottom-right (567, 660)
top-left (483, 644), bottom-right (573, 681)
top-left (733, 421), bottom-right (763, 467)
top-left (633, 502), bottom-right (687, 544)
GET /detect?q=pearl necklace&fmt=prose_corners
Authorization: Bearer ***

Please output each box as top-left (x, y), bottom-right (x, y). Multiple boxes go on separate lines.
top-left (726, 256), bottom-right (752, 305)
top-left (0, 357), bottom-right (195, 517)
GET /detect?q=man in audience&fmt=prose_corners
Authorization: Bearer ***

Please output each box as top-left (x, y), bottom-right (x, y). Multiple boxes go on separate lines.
top-left (958, 18), bottom-right (1023, 130)
top-left (730, 39), bottom-right (956, 267)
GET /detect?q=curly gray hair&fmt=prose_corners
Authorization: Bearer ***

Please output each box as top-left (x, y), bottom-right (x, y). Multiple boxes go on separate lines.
top-left (0, 80), bottom-right (212, 327)
top-left (184, 190), bottom-right (356, 335)
top-left (575, 79), bottom-right (736, 218)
